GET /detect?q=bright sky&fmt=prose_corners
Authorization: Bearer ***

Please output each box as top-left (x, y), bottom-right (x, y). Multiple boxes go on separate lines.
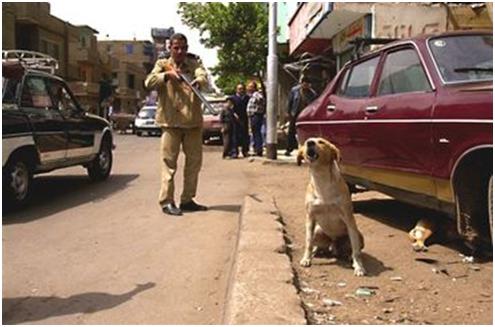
top-left (49, 0), bottom-right (219, 69)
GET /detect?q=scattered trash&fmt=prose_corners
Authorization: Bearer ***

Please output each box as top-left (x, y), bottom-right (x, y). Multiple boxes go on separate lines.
top-left (301, 287), bottom-right (319, 294)
top-left (459, 253), bottom-right (474, 263)
top-left (323, 298), bottom-right (343, 307)
top-left (390, 276), bottom-right (403, 281)
top-left (469, 265), bottom-right (481, 271)
top-left (195, 306), bottom-right (203, 312)
top-left (337, 282), bottom-right (347, 288)
top-left (355, 287), bottom-right (376, 297)
top-left (305, 302), bottom-right (315, 308)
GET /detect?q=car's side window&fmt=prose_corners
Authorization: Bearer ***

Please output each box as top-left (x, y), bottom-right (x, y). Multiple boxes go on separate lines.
top-left (335, 68), bottom-right (350, 96)
top-left (342, 56), bottom-right (380, 98)
top-left (378, 48), bottom-right (432, 96)
top-left (20, 76), bottom-right (52, 109)
top-left (48, 80), bottom-right (78, 113)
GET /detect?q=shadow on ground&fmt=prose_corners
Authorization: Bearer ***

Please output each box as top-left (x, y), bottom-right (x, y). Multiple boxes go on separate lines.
top-left (208, 204), bottom-right (242, 213)
top-left (3, 174), bottom-right (139, 224)
top-left (2, 282), bottom-right (155, 324)
top-left (353, 197), bottom-right (492, 258)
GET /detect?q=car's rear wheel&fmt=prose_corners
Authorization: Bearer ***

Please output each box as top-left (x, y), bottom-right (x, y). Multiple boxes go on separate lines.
top-left (4, 157), bottom-right (32, 206)
top-left (136, 131), bottom-right (142, 137)
top-left (87, 138), bottom-right (112, 181)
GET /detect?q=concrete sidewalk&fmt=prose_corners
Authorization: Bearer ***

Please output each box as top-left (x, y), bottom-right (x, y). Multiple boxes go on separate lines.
top-left (223, 193), bottom-right (306, 325)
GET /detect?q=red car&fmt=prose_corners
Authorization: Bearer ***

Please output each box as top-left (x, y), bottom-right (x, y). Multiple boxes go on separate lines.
top-left (297, 31), bottom-right (492, 245)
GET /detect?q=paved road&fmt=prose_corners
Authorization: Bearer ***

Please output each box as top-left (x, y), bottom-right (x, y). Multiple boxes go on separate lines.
top-left (3, 134), bottom-right (247, 324)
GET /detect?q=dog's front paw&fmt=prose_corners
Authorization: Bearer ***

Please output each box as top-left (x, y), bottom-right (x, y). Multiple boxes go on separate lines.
top-left (353, 266), bottom-right (366, 277)
top-left (300, 257), bottom-right (312, 267)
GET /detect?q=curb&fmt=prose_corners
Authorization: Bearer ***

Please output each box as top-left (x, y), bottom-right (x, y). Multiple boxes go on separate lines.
top-left (223, 194), bottom-right (306, 325)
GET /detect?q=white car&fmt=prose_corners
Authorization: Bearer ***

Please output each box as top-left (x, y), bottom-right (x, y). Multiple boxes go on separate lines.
top-left (134, 106), bottom-right (160, 136)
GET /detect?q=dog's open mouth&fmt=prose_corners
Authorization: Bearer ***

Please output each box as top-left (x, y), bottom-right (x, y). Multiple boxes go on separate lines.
top-left (306, 148), bottom-right (319, 162)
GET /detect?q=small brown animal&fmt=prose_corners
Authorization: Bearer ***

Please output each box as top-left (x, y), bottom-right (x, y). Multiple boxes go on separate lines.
top-left (297, 137), bottom-right (366, 276)
top-left (409, 219), bottom-right (436, 252)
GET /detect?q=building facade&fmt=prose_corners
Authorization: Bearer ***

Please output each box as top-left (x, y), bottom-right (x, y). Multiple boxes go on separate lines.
top-left (288, 2), bottom-right (493, 87)
top-left (2, 2), bottom-right (79, 80)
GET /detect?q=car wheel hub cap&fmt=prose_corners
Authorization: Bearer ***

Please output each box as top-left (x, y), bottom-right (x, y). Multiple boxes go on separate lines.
top-left (11, 165), bottom-right (28, 200)
top-left (99, 150), bottom-right (110, 172)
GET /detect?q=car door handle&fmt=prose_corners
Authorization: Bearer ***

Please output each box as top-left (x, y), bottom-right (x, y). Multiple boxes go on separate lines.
top-left (327, 104), bottom-right (336, 112)
top-left (365, 105), bottom-right (379, 113)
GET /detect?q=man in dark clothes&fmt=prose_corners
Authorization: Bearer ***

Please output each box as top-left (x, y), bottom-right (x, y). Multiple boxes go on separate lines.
top-left (220, 97), bottom-right (237, 159)
top-left (232, 83), bottom-right (250, 158)
top-left (285, 76), bottom-right (317, 156)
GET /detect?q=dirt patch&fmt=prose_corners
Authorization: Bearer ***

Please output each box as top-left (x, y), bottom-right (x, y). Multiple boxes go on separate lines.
top-left (245, 162), bottom-right (493, 325)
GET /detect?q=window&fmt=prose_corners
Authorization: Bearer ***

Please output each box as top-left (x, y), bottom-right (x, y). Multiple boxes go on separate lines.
top-left (47, 80), bottom-right (78, 112)
top-left (336, 68), bottom-right (350, 95)
top-left (378, 49), bottom-right (432, 96)
top-left (3, 77), bottom-right (21, 104)
top-left (125, 44), bottom-right (134, 55)
top-left (428, 34), bottom-right (492, 83)
top-left (342, 56), bottom-right (379, 98)
top-left (21, 77), bottom-right (52, 108)
top-left (127, 74), bottom-right (135, 89)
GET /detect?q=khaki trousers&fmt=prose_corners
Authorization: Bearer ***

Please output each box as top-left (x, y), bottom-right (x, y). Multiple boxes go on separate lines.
top-left (159, 127), bottom-right (203, 206)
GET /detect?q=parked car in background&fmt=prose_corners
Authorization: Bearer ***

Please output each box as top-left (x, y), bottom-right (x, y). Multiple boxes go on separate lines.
top-left (296, 31), bottom-right (493, 245)
top-left (134, 106), bottom-right (160, 136)
top-left (2, 50), bottom-right (114, 208)
top-left (202, 95), bottom-right (225, 144)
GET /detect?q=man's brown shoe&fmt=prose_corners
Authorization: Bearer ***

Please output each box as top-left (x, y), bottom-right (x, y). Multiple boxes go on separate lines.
top-left (180, 201), bottom-right (208, 212)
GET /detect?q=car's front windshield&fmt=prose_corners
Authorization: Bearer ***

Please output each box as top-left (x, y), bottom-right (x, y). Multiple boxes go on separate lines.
top-left (428, 34), bottom-right (492, 83)
top-left (138, 108), bottom-right (156, 119)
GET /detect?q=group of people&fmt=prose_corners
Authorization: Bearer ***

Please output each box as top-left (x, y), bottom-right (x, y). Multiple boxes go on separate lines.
top-left (144, 32), bottom-right (317, 216)
top-left (220, 81), bottom-right (266, 159)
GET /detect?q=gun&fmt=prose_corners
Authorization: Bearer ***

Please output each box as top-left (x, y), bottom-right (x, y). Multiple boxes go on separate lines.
top-left (163, 63), bottom-right (215, 113)
top-left (177, 72), bottom-right (216, 113)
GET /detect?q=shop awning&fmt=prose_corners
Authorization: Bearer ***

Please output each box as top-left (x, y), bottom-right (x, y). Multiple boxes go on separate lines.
top-left (291, 9), bottom-right (368, 56)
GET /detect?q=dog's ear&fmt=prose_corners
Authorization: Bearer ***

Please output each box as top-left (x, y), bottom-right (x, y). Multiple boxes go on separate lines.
top-left (330, 143), bottom-right (341, 163)
top-left (296, 147), bottom-right (304, 166)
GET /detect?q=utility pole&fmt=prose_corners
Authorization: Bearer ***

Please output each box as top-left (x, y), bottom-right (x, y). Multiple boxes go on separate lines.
top-left (266, 2), bottom-right (278, 160)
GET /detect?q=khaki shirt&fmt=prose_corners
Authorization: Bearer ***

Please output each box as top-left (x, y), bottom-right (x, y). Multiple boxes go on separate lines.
top-left (145, 56), bottom-right (208, 128)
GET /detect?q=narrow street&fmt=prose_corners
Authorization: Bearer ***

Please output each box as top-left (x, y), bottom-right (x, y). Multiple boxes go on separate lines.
top-left (2, 134), bottom-right (247, 324)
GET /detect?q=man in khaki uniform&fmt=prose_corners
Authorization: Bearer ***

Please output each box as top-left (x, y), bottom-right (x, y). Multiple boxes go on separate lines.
top-left (145, 33), bottom-right (208, 216)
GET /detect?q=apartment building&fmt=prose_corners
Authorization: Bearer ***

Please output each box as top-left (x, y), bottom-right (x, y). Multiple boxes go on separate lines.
top-left (97, 40), bottom-right (154, 113)
top-left (2, 2), bottom-right (79, 80)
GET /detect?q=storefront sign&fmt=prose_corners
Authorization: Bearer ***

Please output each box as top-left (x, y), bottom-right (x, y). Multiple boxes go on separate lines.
top-left (332, 15), bottom-right (371, 54)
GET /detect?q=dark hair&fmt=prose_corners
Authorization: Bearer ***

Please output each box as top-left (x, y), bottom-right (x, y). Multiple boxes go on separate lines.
top-left (170, 33), bottom-right (188, 44)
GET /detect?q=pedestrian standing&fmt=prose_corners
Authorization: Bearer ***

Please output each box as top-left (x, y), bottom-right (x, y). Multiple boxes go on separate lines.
top-left (220, 97), bottom-right (237, 159)
top-left (246, 81), bottom-right (265, 156)
top-left (144, 33), bottom-right (209, 216)
top-left (232, 83), bottom-right (250, 158)
top-left (285, 76), bottom-right (317, 156)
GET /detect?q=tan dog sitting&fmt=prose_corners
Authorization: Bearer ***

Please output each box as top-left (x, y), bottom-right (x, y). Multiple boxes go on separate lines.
top-left (297, 137), bottom-right (366, 276)
top-left (409, 219), bottom-right (436, 252)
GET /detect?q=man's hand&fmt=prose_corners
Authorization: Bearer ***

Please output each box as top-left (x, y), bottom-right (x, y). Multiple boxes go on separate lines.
top-left (165, 69), bottom-right (181, 81)
top-left (190, 78), bottom-right (200, 89)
